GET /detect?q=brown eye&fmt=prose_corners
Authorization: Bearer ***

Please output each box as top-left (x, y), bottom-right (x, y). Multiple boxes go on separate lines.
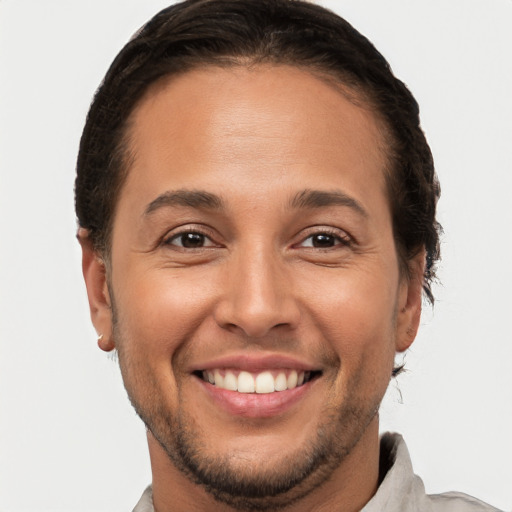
top-left (166, 231), bottom-right (214, 248)
top-left (299, 232), bottom-right (350, 249)
top-left (180, 233), bottom-right (205, 247)
top-left (311, 234), bottom-right (336, 247)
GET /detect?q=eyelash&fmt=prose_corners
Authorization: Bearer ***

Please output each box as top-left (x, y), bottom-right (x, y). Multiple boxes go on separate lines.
top-left (162, 226), bottom-right (352, 251)
top-left (162, 226), bottom-right (218, 249)
top-left (296, 228), bottom-right (352, 250)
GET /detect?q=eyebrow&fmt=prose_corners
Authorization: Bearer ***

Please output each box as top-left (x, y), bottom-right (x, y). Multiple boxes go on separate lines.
top-left (290, 189), bottom-right (368, 218)
top-left (144, 189), bottom-right (224, 216)
top-left (143, 188), bottom-right (368, 218)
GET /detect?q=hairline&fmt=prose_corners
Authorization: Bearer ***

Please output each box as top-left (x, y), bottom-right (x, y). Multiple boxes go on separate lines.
top-left (96, 61), bottom-right (417, 284)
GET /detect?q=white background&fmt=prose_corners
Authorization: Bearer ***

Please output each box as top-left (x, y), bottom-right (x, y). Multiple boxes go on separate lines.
top-left (0, 1), bottom-right (511, 511)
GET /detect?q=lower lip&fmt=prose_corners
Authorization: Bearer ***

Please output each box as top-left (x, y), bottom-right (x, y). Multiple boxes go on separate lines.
top-left (196, 377), bottom-right (315, 418)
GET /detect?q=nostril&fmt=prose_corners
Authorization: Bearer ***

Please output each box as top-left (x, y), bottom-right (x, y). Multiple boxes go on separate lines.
top-left (213, 284), bottom-right (301, 338)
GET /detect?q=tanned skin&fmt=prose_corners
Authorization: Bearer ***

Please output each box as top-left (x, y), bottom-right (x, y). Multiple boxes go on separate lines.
top-left (80, 65), bottom-right (424, 512)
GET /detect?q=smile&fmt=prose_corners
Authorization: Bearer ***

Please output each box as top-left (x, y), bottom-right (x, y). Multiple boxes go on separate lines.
top-left (198, 369), bottom-right (320, 394)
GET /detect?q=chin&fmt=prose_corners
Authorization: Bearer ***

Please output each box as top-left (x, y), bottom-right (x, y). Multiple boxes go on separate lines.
top-left (131, 382), bottom-right (381, 511)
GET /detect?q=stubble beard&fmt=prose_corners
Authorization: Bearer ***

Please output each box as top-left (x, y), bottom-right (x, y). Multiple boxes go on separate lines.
top-left (165, 404), bottom-right (378, 511)
top-left (136, 391), bottom-right (378, 512)
top-left (112, 311), bottom-right (383, 511)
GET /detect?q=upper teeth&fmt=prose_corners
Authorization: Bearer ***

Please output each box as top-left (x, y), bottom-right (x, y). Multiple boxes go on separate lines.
top-left (202, 369), bottom-right (310, 394)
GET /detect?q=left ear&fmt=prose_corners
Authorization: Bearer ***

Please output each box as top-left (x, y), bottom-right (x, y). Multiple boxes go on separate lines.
top-left (395, 249), bottom-right (426, 353)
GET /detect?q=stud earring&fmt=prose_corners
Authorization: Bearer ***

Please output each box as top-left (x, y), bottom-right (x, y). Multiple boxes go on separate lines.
top-left (97, 333), bottom-right (115, 352)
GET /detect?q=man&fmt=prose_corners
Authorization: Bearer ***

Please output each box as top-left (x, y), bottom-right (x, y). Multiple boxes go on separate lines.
top-left (75, 1), bottom-right (500, 510)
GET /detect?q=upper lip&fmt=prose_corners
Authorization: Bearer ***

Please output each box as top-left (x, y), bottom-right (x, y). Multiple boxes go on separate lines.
top-left (189, 353), bottom-right (320, 373)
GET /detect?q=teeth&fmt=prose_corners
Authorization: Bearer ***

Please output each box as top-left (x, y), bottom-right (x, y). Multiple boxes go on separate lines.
top-left (214, 369), bottom-right (224, 388)
top-left (287, 370), bottom-right (298, 389)
top-left (255, 371), bottom-right (274, 393)
top-left (224, 371), bottom-right (238, 391)
top-left (274, 372), bottom-right (287, 391)
top-left (201, 368), bottom-right (313, 394)
top-left (238, 371), bottom-right (255, 393)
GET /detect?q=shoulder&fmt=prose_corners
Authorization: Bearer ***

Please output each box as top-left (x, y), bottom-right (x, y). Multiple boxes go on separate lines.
top-left (427, 491), bottom-right (503, 512)
top-left (362, 433), bottom-right (504, 512)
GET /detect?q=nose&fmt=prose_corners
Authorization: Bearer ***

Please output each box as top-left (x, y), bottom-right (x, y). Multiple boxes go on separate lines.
top-left (213, 247), bottom-right (301, 338)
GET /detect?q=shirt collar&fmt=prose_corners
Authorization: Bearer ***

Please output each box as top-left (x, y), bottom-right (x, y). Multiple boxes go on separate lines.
top-left (133, 433), bottom-right (423, 512)
top-left (362, 432), bottom-right (428, 511)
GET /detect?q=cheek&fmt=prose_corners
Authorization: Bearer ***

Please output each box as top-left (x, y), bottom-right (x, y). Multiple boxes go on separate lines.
top-left (114, 268), bottom-right (218, 357)
top-left (112, 270), bottom-right (218, 408)
top-left (298, 266), bottom-right (399, 372)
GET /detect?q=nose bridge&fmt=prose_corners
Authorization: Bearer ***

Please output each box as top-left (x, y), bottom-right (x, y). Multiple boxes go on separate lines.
top-left (215, 239), bottom-right (299, 337)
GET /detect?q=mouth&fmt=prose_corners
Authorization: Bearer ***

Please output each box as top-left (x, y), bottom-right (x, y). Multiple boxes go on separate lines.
top-left (194, 368), bottom-right (322, 394)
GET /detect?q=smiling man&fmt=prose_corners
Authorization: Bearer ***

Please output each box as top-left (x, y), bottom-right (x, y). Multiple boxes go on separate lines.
top-left (75, 1), bottom-right (499, 511)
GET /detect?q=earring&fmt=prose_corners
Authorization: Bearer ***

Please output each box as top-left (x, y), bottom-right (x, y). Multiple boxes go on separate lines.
top-left (97, 333), bottom-right (106, 350)
top-left (97, 333), bottom-right (115, 352)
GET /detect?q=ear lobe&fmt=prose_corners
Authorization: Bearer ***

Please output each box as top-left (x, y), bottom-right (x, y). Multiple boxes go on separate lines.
top-left (77, 228), bottom-right (115, 352)
top-left (395, 249), bottom-right (426, 353)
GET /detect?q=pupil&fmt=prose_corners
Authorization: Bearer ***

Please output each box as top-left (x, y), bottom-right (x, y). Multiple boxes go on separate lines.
top-left (313, 234), bottom-right (335, 247)
top-left (181, 233), bottom-right (205, 248)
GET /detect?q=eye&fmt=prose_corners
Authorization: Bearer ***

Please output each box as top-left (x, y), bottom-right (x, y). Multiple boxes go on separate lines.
top-left (164, 231), bottom-right (216, 249)
top-left (298, 231), bottom-right (351, 249)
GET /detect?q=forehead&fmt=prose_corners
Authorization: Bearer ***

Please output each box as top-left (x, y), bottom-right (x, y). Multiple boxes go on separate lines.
top-left (120, 65), bottom-right (389, 217)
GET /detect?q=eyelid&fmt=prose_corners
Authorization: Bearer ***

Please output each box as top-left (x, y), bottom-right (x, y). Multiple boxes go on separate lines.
top-left (162, 224), bottom-right (221, 248)
top-left (293, 226), bottom-right (353, 248)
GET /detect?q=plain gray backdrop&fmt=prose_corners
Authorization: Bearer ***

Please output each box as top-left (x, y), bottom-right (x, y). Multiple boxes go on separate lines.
top-left (1, 1), bottom-right (511, 511)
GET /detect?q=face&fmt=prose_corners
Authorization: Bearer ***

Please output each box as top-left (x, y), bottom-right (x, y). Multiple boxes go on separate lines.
top-left (81, 65), bottom-right (423, 509)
